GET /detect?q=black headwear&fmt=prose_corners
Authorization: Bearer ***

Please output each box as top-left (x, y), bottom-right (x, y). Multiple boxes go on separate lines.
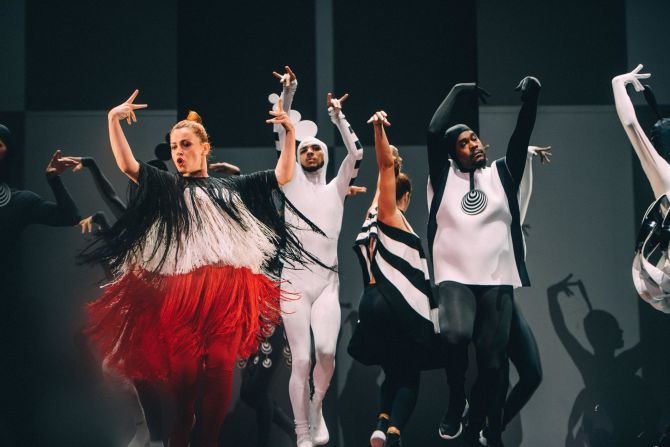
top-left (154, 142), bottom-right (171, 161)
top-left (444, 124), bottom-right (472, 154)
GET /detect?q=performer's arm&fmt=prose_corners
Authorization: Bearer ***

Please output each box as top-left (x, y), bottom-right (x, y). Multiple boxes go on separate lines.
top-left (67, 156), bottom-right (126, 219)
top-left (368, 111), bottom-right (402, 227)
top-left (267, 98), bottom-right (296, 185)
top-left (107, 90), bottom-right (147, 184)
top-left (272, 66), bottom-right (298, 159)
top-left (505, 76), bottom-right (541, 184)
top-left (330, 93), bottom-right (364, 197)
top-left (427, 83), bottom-right (480, 191)
top-left (612, 65), bottom-right (670, 198)
top-left (27, 150), bottom-right (81, 226)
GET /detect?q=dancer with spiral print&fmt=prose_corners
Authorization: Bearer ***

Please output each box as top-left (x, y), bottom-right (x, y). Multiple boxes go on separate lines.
top-left (426, 77), bottom-right (541, 446)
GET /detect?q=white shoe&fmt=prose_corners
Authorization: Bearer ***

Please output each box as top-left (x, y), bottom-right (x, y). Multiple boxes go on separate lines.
top-left (479, 429), bottom-right (489, 446)
top-left (370, 429), bottom-right (386, 447)
top-left (309, 399), bottom-right (329, 445)
top-left (296, 420), bottom-right (314, 447)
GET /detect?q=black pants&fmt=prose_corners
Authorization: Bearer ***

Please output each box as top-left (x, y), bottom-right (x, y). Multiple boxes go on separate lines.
top-left (504, 300), bottom-right (542, 428)
top-left (358, 285), bottom-right (421, 433)
top-left (437, 281), bottom-right (513, 439)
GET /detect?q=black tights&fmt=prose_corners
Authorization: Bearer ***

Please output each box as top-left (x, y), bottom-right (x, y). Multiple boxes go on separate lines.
top-left (503, 300), bottom-right (542, 428)
top-left (437, 281), bottom-right (513, 439)
top-left (378, 361), bottom-right (420, 432)
top-left (240, 328), bottom-right (294, 447)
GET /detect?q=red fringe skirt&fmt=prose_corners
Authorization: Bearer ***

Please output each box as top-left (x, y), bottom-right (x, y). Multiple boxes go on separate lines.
top-left (85, 265), bottom-right (282, 382)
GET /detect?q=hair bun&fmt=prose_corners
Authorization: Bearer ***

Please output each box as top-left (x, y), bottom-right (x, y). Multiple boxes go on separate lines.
top-left (186, 110), bottom-right (203, 124)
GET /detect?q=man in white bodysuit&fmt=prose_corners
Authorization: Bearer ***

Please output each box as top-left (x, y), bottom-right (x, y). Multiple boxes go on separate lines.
top-left (272, 66), bottom-right (363, 447)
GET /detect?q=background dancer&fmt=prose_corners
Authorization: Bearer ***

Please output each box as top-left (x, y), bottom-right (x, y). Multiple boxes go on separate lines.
top-left (426, 77), bottom-right (541, 446)
top-left (0, 124), bottom-right (81, 446)
top-left (349, 110), bottom-right (439, 447)
top-left (272, 66), bottom-right (363, 447)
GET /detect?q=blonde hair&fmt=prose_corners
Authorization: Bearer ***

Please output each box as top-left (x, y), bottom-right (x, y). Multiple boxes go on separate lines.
top-left (171, 110), bottom-right (210, 143)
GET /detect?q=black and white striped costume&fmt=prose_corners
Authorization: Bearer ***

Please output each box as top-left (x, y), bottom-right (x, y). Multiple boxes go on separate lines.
top-left (349, 207), bottom-right (439, 366)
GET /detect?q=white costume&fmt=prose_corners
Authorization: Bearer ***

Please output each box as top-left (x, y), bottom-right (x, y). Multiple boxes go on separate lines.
top-left (274, 79), bottom-right (363, 446)
top-left (613, 65), bottom-right (670, 312)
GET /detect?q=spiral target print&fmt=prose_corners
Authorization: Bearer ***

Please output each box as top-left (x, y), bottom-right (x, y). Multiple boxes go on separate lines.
top-left (0, 183), bottom-right (11, 207)
top-left (461, 189), bottom-right (487, 215)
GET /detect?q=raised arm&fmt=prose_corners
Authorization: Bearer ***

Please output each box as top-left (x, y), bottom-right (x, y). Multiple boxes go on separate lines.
top-left (26, 150), bottom-right (81, 226)
top-left (267, 98), bottom-right (296, 185)
top-left (66, 156), bottom-right (126, 219)
top-left (612, 65), bottom-right (670, 198)
top-left (329, 92), bottom-right (364, 197)
top-left (368, 111), bottom-right (402, 227)
top-left (427, 83), bottom-right (484, 191)
top-left (106, 90), bottom-right (147, 184)
top-left (272, 66), bottom-right (298, 159)
top-left (505, 76), bottom-right (541, 184)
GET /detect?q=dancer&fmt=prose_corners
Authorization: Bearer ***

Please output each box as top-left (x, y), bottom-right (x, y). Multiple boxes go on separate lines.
top-left (612, 65), bottom-right (670, 312)
top-left (426, 77), bottom-right (541, 446)
top-left (272, 66), bottom-right (363, 446)
top-left (82, 90), bottom-right (322, 447)
top-left (348, 110), bottom-right (439, 447)
top-left (0, 125), bottom-right (81, 446)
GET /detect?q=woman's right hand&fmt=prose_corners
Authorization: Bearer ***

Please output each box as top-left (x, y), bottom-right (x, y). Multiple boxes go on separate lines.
top-left (108, 89), bottom-right (148, 125)
top-left (367, 111), bottom-right (391, 128)
top-left (612, 64), bottom-right (651, 92)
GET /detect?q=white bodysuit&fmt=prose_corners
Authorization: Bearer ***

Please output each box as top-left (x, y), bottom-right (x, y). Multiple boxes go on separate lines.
top-left (274, 80), bottom-right (363, 445)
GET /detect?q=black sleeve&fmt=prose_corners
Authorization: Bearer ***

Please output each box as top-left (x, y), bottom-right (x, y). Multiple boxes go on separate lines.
top-left (25, 174), bottom-right (81, 226)
top-left (427, 83), bottom-right (479, 191)
top-left (505, 78), bottom-right (541, 184)
top-left (81, 157), bottom-right (126, 219)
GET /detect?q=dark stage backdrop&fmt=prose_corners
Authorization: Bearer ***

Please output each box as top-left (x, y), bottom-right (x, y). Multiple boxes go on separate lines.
top-left (1, 0), bottom-right (670, 446)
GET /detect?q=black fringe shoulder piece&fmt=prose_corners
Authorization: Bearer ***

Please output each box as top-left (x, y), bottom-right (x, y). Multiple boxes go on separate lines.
top-left (220, 170), bottom-right (336, 276)
top-left (80, 163), bottom-right (334, 278)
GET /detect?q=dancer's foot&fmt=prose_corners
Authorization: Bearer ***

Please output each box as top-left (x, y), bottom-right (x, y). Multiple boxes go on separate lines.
top-left (296, 420), bottom-right (313, 447)
top-left (370, 413), bottom-right (390, 447)
top-left (385, 430), bottom-right (402, 447)
top-left (309, 399), bottom-right (329, 445)
top-left (438, 399), bottom-right (468, 439)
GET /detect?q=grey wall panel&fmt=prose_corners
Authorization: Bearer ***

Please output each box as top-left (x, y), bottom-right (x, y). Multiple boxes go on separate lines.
top-left (480, 106), bottom-right (640, 445)
top-left (20, 110), bottom-right (176, 445)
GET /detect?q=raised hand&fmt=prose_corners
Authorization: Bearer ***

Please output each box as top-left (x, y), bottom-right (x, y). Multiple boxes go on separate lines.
top-left (515, 76), bottom-right (541, 101)
top-left (108, 90), bottom-right (148, 125)
top-left (529, 145), bottom-right (552, 165)
top-left (327, 92), bottom-right (349, 116)
top-left (58, 156), bottom-right (84, 172)
top-left (367, 111), bottom-right (391, 127)
top-left (272, 65), bottom-right (297, 88)
top-left (612, 64), bottom-right (651, 93)
top-left (266, 98), bottom-right (294, 132)
top-left (46, 150), bottom-right (78, 177)
top-left (79, 215), bottom-right (94, 234)
top-left (347, 185), bottom-right (367, 197)
top-left (548, 273), bottom-right (581, 297)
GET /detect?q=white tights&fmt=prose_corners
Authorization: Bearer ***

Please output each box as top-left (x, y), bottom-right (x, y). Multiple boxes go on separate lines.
top-left (281, 268), bottom-right (341, 426)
